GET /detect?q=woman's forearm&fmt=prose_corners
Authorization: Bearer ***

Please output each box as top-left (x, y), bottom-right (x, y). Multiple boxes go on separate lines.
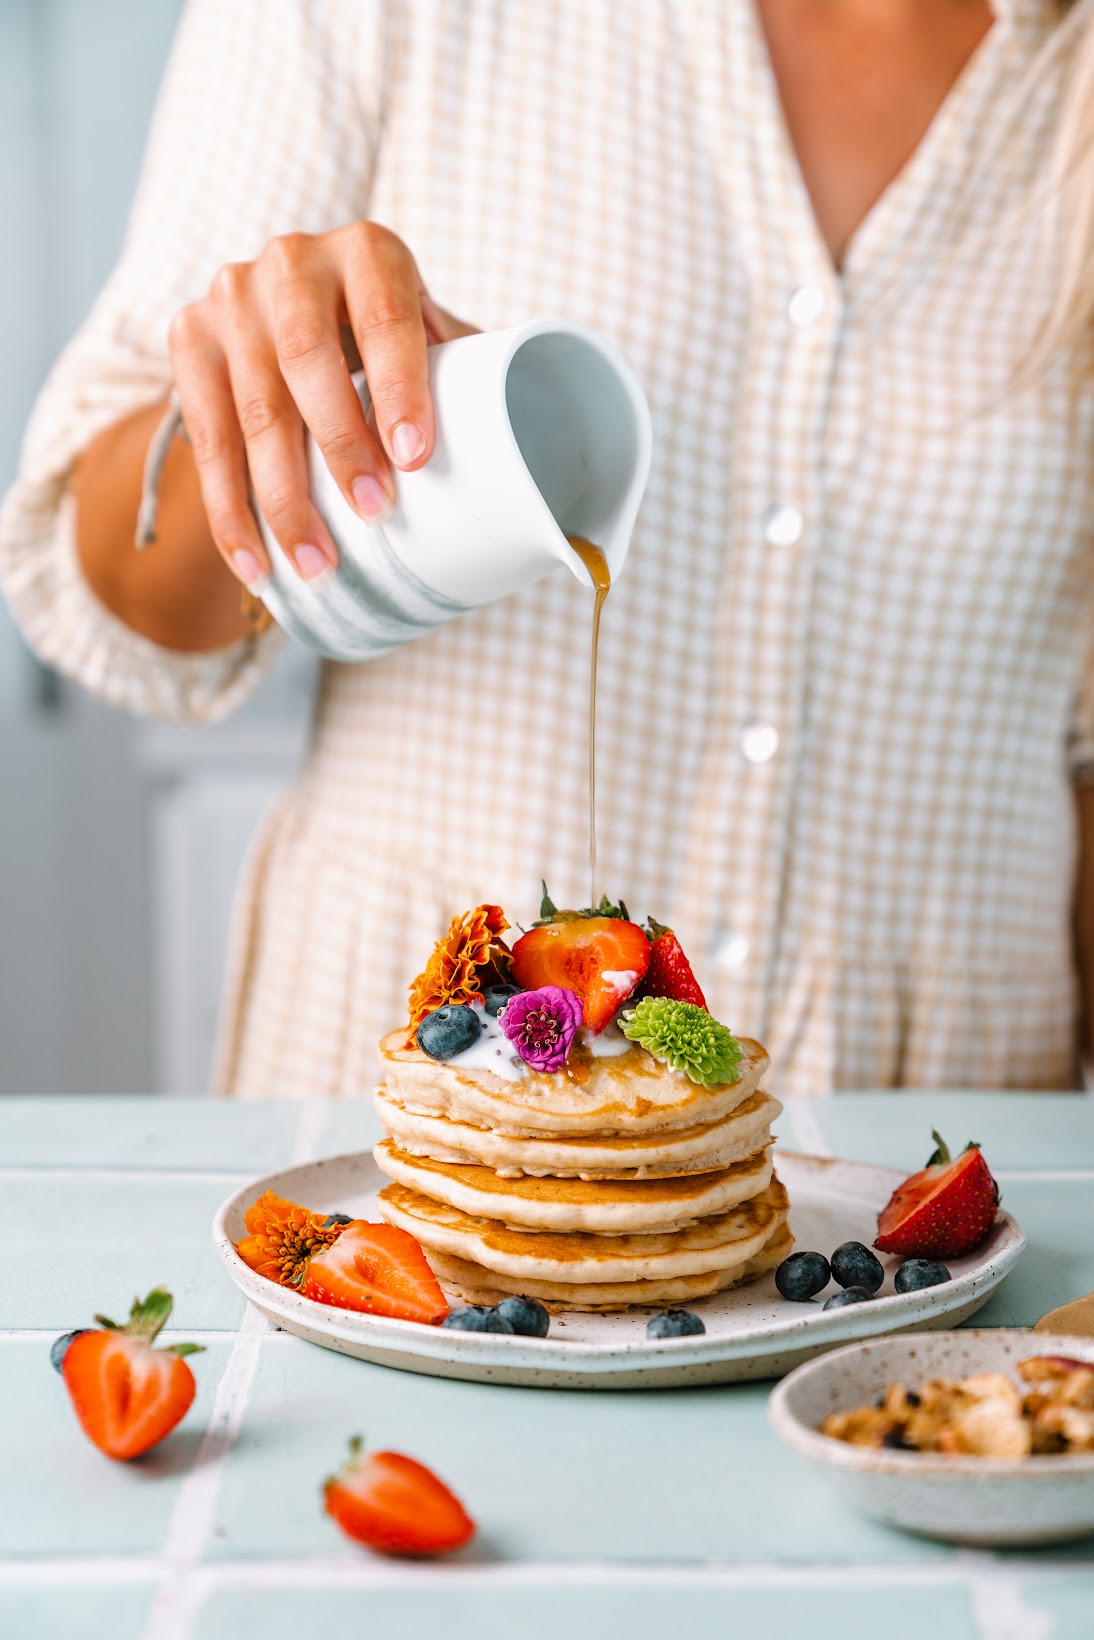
top-left (71, 399), bottom-right (252, 651)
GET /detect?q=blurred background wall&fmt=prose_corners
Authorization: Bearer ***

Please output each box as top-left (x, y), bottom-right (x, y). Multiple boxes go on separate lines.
top-left (0, 0), bottom-right (314, 1095)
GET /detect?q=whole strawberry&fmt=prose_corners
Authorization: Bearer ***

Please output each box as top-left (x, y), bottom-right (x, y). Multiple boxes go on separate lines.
top-left (54, 1287), bottom-right (203, 1460)
top-left (874, 1131), bottom-right (1000, 1260)
top-left (641, 918), bottom-right (707, 1009)
top-left (324, 1436), bottom-right (475, 1557)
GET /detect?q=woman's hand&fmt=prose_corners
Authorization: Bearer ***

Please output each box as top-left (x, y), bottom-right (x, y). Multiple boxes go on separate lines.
top-left (167, 222), bottom-right (475, 589)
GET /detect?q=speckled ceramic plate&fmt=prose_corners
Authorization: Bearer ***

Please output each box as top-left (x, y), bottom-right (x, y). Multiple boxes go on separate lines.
top-left (769, 1331), bottom-right (1094, 1545)
top-left (212, 1151), bottom-right (1025, 1389)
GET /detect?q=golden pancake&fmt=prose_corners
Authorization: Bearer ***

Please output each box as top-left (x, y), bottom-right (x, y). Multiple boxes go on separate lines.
top-left (428, 1222), bottom-right (794, 1311)
top-left (378, 1174), bottom-right (789, 1285)
top-left (372, 1085), bottom-right (782, 1179)
top-left (377, 988), bottom-right (787, 1311)
top-left (374, 1136), bottom-right (774, 1233)
top-left (378, 1030), bottom-right (769, 1138)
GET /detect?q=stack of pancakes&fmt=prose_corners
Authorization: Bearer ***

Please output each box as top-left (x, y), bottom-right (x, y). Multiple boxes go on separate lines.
top-left (373, 1027), bottom-right (791, 1311)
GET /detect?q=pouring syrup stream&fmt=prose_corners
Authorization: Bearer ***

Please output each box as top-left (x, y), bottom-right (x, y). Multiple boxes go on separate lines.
top-left (566, 536), bottom-right (611, 906)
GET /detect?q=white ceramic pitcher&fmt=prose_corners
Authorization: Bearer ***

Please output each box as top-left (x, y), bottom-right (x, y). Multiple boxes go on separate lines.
top-left (253, 318), bottom-right (653, 661)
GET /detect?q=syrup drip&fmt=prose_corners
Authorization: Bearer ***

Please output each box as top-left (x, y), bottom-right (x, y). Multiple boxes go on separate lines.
top-left (566, 535), bottom-right (611, 907)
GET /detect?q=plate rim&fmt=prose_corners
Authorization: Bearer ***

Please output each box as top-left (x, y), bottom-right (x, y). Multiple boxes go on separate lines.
top-left (211, 1148), bottom-right (1026, 1377)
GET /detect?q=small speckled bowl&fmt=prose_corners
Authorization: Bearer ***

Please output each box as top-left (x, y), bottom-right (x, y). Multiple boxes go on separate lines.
top-left (769, 1330), bottom-right (1094, 1546)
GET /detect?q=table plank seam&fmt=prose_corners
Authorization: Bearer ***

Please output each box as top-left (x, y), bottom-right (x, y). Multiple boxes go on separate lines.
top-left (0, 1167), bottom-right (254, 1183)
top-left (135, 1100), bottom-right (337, 1640)
top-left (1, 1330), bottom-right (244, 1344)
top-left (4, 1163), bottom-right (1094, 1183)
top-left (1, 1555), bottom-right (1092, 1587)
top-left (958, 1553), bottom-right (1058, 1640)
top-left (136, 1308), bottom-right (264, 1640)
top-left (991, 1169), bottom-right (1094, 1182)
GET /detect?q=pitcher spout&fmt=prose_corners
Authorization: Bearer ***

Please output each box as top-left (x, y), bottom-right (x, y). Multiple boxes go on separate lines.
top-left (504, 323), bottom-right (653, 589)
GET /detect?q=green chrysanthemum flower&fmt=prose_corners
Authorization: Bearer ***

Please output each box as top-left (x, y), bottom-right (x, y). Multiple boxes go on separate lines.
top-left (620, 997), bottom-right (743, 1088)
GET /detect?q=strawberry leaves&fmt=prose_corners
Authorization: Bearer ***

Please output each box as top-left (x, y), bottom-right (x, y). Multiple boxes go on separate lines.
top-left (533, 882), bottom-right (632, 926)
top-left (91, 1287), bottom-right (204, 1356)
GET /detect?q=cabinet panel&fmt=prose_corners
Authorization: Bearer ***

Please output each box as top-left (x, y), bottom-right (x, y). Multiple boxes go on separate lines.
top-left (153, 774), bottom-right (283, 1096)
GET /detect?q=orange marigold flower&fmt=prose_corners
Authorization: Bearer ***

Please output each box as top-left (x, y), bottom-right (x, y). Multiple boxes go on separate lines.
top-left (234, 1190), bottom-right (347, 1288)
top-left (406, 903), bottom-right (513, 1043)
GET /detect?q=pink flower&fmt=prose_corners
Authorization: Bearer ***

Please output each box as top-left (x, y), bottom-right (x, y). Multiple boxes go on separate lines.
top-left (499, 985), bottom-right (584, 1072)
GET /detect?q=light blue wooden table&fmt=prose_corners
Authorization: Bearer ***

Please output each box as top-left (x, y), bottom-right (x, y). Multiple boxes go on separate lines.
top-left (2, 1093), bottom-right (1093, 1640)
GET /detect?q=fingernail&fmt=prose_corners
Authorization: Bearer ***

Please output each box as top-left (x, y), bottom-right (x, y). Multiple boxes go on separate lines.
top-left (352, 475), bottom-right (394, 522)
top-left (293, 543), bottom-right (335, 581)
top-left (232, 549), bottom-right (265, 589)
top-left (390, 421), bottom-right (426, 467)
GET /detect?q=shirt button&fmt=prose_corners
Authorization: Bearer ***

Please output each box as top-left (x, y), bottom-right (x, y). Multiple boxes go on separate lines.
top-left (713, 929), bottom-right (750, 971)
top-left (787, 285), bottom-right (825, 327)
top-left (763, 504), bottom-right (804, 547)
top-left (740, 721), bottom-right (779, 764)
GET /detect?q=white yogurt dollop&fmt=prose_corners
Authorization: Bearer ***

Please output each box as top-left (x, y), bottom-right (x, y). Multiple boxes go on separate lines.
top-left (445, 1001), bottom-right (527, 1083)
top-left (443, 998), bottom-right (637, 1081)
top-left (601, 968), bottom-right (640, 1001)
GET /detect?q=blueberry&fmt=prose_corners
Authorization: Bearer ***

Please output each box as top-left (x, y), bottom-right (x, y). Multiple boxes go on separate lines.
top-left (894, 1258), bottom-right (951, 1294)
top-left (646, 1308), bottom-right (706, 1339)
top-left (483, 986), bottom-right (520, 1018)
top-left (440, 1305), bottom-right (516, 1333)
top-left (417, 1004), bottom-right (482, 1060)
top-left (823, 1285), bottom-right (875, 1310)
top-left (775, 1251), bottom-right (831, 1301)
top-left (830, 1240), bottom-right (884, 1295)
top-left (494, 1295), bottom-right (550, 1337)
top-left (50, 1329), bottom-right (92, 1373)
top-left (321, 1213), bottom-right (353, 1228)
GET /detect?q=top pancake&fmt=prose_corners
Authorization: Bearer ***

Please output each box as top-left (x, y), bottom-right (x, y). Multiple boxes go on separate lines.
top-left (378, 1030), bottom-right (769, 1137)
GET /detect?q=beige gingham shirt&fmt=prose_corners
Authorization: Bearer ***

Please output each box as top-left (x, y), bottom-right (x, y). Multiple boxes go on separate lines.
top-left (4, 0), bottom-right (1094, 1097)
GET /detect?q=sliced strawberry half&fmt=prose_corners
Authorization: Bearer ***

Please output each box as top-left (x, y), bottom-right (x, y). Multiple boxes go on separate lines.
top-left (301, 1222), bottom-right (448, 1324)
top-left (640, 919), bottom-right (707, 1009)
top-left (324, 1436), bottom-right (475, 1557)
top-left (511, 888), bottom-right (650, 1034)
top-left (59, 1287), bottom-right (202, 1461)
top-left (874, 1131), bottom-right (1000, 1259)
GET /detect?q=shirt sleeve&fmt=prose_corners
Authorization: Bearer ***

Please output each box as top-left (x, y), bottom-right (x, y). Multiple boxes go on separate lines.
top-left (0, 0), bottom-right (385, 723)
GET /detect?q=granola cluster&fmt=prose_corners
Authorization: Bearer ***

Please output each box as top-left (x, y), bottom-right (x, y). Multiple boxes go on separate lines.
top-left (821, 1356), bottom-right (1094, 1458)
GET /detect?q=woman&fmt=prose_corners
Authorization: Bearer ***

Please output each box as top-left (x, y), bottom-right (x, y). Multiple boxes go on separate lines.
top-left (2, 0), bottom-right (1093, 1097)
